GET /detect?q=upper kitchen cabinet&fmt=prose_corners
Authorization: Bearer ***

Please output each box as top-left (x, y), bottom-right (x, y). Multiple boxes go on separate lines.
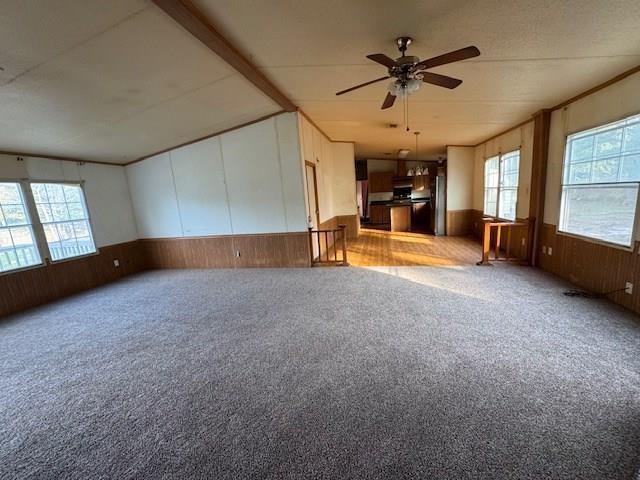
top-left (369, 172), bottom-right (394, 193)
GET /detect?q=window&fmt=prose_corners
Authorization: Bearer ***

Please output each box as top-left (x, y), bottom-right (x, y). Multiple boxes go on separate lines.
top-left (559, 113), bottom-right (640, 247)
top-left (483, 150), bottom-right (520, 221)
top-left (0, 182), bottom-right (41, 272)
top-left (484, 156), bottom-right (499, 217)
top-left (31, 183), bottom-right (96, 261)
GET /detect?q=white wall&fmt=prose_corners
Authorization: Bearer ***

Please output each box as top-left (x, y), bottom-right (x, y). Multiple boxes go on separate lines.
top-left (126, 112), bottom-right (308, 238)
top-left (298, 115), bottom-right (357, 224)
top-left (472, 121), bottom-right (534, 219)
top-left (446, 146), bottom-right (475, 211)
top-left (544, 71), bottom-right (640, 231)
top-left (331, 143), bottom-right (357, 216)
top-left (0, 154), bottom-right (137, 247)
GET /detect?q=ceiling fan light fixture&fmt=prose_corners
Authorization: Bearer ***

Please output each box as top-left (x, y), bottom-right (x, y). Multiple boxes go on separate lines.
top-left (406, 78), bottom-right (421, 94)
top-left (388, 78), bottom-right (421, 98)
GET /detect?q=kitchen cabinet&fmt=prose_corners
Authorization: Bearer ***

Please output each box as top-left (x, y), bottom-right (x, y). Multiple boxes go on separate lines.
top-left (370, 205), bottom-right (390, 224)
top-left (411, 175), bottom-right (430, 192)
top-left (412, 202), bottom-right (431, 232)
top-left (355, 160), bottom-right (367, 180)
top-left (369, 172), bottom-right (394, 193)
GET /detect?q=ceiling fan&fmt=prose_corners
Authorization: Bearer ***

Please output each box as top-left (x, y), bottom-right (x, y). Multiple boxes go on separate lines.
top-left (336, 37), bottom-right (480, 110)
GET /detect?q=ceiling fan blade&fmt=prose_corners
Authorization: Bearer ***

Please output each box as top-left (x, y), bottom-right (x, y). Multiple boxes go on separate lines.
top-left (336, 76), bottom-right (390, 96)
top-left (366, 54), bottom-right (398, 69)
top-left (419, 72), bottom-right (463, 89)
top-left (381, 92), bottom-right (396, 110)
top-left (415, 46), bottom-right (480, 71)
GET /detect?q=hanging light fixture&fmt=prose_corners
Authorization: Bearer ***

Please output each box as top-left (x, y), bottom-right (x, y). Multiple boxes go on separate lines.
top-left (388, 77), bottom-right (422, 131)
top-left (387, 78), bottom-right (421, 98)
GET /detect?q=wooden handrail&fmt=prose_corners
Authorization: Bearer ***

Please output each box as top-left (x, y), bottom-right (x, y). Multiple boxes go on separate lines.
top-left (477, 218), bottom-right (532, 266)
top-left (308, 224), bottom-right (348, 266)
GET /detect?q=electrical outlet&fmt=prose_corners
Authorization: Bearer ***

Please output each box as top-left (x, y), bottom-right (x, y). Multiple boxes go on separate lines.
top-left (542, 246), bottom-right (547, 254)
top-left (625, 282), bottom-right (633, 295)
top-left (235, 251), bottom-right (241, 258)
top-left (113, 259), bottom-right (120, 267)
top-left (548, 247), bottom-right (553, 256)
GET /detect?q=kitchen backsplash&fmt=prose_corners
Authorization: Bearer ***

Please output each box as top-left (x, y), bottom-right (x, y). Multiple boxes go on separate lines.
top-left (369, 192), bottom-right (393, 202)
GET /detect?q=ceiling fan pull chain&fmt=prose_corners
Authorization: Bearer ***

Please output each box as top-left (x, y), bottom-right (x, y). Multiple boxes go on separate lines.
top-left (405, 95), bottom-right (410, 132)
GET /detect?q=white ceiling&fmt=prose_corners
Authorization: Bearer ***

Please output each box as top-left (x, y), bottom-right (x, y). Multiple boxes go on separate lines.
top-left (198, 0), bottom-right (640, 159)
top-left (0, 0), bottom-right (280, 163)
top-left (1, 0), bottom-right (640, 163)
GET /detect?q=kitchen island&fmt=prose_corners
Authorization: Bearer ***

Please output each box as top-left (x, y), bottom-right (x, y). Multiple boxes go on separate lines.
top-left (369, 198), bottom-right (431, 233)
top-left (389, 204), bottom-right (411, 232)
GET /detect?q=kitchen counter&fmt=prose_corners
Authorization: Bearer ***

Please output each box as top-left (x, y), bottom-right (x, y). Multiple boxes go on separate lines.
top-left (370, 198), bottom-right (431, 207)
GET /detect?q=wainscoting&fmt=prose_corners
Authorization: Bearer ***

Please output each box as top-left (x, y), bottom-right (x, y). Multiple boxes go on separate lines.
top-left (142, 232), bottom-right (311, 269)
top-left (539, 223), bottom-right (640, 314)
top-left (1, 225), bottom-right (361, 316)
top-left (318, 214), bottom-right (360, 240)
top-left (446, 209), bottom-right (473, 236)
top-left (0, 241), bottom-right (145, 318)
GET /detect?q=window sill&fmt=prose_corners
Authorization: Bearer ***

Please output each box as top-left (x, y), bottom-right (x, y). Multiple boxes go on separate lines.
top-left (482, 215), bottom-right (518, 223)
top-left (0, 261), bottom-right (45, 277)
top-left (0, 249), bottom-right (102, 277)
top-left (555, 229), bottom-right (636, 253)
top-left (46, 249), bottom-right (100, 266)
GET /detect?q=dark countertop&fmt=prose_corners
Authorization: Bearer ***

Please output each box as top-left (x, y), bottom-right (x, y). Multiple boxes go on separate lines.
top-left (370, 199), bottom-right (431, 207)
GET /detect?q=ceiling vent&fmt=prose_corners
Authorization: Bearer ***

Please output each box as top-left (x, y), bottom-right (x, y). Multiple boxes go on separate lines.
top-left (388, 123), bottom-right (398, 129)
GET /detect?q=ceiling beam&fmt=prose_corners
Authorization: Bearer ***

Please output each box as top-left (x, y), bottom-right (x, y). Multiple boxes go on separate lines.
top-left (152, 0), bottom-right (296, 112)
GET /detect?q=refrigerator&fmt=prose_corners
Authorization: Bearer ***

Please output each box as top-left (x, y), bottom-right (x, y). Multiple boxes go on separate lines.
top-left (432, 174), bottom-right (446, 236)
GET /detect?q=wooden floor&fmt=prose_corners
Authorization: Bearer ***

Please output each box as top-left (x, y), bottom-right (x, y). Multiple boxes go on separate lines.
top-left (347, 228), bottom-right (481, 267)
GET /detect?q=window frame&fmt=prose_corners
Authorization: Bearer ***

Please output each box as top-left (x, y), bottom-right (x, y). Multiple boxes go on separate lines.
top-left (556, 113), bottom-right (640, 251)
top-left (483, 148), bottom-right (521, 222)
top-left (0, 179), bottom-right (99, 276)
top-left (0, 179), bottom-right (44, 274)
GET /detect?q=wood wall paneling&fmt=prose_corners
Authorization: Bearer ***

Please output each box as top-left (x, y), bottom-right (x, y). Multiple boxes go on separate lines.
top-left (314, 214), bottom-right (359, 261)
top-left (529, 110), bottom-right (552, 265)
top-left (0, 241), bottom-right (146, 318)
top-left (446, 209), bottom-right (473, 236)
top-left (539, 223), bottom-right (640, 314)
top-left (232, 233), bottom-right (310, 268)
top-left (142, 232), bottom-right (311, 269)
top-left (336, 215), bottom-right (360, 239)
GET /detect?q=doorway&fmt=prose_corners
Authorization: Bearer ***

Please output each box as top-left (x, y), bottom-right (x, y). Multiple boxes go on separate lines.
top-left (305, 162), bottom-right (320, 259)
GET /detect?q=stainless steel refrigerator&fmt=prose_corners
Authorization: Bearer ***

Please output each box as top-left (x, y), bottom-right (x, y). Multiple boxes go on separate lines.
top-left (432, 174), bottom-right (446, 236)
